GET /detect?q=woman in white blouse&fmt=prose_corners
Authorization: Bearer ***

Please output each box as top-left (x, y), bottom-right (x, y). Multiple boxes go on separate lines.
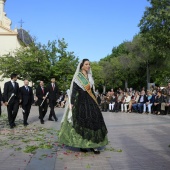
top-left (121, 92), bottom-right (131, 112)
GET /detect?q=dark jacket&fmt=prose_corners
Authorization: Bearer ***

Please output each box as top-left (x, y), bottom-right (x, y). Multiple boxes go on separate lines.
top-left (36, 86), bottom-right (48, 106)
top-left (138, 95), bottom-right (147, 104)
top-left (97, 95), bottom-right (101, 105)
top-left (19, 86), bottom-right (34, 106)
top-left (0, 88), bottom-right (2, 101)
top-left (110, 96), bottom-right (117, 103)
top-left (4, 81), bottom-right (19, 103)
top-left (47, 83), bottom-right (59, 101)
top-left (154, 95), bottom-right (165, 104)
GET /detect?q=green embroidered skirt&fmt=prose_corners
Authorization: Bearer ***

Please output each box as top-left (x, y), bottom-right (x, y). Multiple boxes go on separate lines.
top-left (58, 108), bottom-right (108, 148)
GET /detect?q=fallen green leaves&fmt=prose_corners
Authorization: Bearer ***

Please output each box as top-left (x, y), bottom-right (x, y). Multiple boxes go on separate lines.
top-left (86, 164), bottom-right (91, 169)
top-left (24, 145), bottom-right (39, 154)
top-left (0, 114), bottom-right (58, 155)
top-left (0, 112), bottom-right (123, 170)
top-left (105, 147), bottom-right (122, 152)
top-left (0, 139), bottom-right (9, 147)
top-left (39, 143), bottom-right (53, 149)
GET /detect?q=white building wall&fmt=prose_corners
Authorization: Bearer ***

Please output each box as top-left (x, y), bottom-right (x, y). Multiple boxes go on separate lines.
top-left (0, 0), bottom-right (30, 92)
top-left (0, 35), bottom-right (21, 56)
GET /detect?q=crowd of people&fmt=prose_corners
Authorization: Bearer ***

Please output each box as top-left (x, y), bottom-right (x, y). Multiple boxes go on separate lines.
top-left (95, 83), bottom-right (170, 115)
top-left (0, 59), bottom-right (108, 154)
top-left (1, 73), bottom-right (170, 131)
top-left (1, 60), bottom-right (169, 155)
top-left (0, 74), bottom-right (63, 128)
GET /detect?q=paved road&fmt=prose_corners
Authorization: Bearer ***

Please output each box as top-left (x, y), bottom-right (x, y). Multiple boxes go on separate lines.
top-left (0, 106), bottom-right (170, 170)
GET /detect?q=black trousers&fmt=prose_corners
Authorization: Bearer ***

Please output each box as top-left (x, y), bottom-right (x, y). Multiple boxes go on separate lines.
top-left (39, 102), bottom-right (48, 121)
top-left (166, 106), bottom-right (170, 114)
top-left (49, 100), bottom-right (57, 120)
top-left (116, 102), bottom-right (122, 111)
top-left (22, 103), bottom-right (32, 124)
top-left (153, 104), bottom-right (161, 112)
top-left (7, 100), bottom-right (19, 126)
top-left (0, 104), bottom-right (1, 115)
top-left (113, 102), bottom-right (119, 111)
top-left (101, 102), bottom-right (109, 111)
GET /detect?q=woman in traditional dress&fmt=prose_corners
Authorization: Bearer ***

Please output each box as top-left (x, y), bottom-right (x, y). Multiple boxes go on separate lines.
top-left (58, 59), bottom-right (108, 154)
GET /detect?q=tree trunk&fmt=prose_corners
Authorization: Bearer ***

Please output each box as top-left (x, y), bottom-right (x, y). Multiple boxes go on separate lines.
top-left (125, 80), bottom-right (128, 89)
top-left (146, 61), bottom-right (150, 90)
top-left (103, 85), bottom-right (106, 94)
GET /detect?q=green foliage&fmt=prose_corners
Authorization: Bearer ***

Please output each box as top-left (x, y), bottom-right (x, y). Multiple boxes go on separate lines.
top-left (0, 38), bottom-right (79, 91)
top-left (96, 32), bottom-right (170, 91)
top-left (94, 1), bottom-right (170, 90)
top-left (139, 0), bottom-right (170, 56)
top-left (90, 62), bottom-right (103, 89)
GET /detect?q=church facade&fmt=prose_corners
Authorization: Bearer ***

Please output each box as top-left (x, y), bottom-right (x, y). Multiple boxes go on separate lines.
top-left (0, 0), bottom-right (32, 91)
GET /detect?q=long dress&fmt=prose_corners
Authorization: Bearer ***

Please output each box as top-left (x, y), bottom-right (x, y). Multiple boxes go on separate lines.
top-left (58, 72), bottom-right (108, 148)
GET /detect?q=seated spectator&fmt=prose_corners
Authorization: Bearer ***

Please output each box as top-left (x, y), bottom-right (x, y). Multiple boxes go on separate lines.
top-left (94, 89), bottom-right (99, 97)
top-left (117, 88), bottom-right (122, 94)
top-left (121, 92), bottom-right (131, 112)
top-left (153, 91), bottom-right (165, 115)
top-left (109, 94), bottom-right (117, 112)
top-left (101, 93), bottom-right (109, 112)
top-left (165, 82), bottom-right (170, 114)
top-left (56, 93), bottom-right (65, 107)
top-left (60, 94), bottom-right (68, 108)
top-left (150, 85), bottom-right (155, 92)
top-left (110, 89), bottom-right (114, 96)
top-left (112, 93), bottom-right (119, 112)
top-left (127, 91), bottom-right (140, 113)
top-left (132, 90), bottom-right (147, 113)
top-left (105, 92), bottom-right (112, 112)
top-left (143, 91), bottom-right (155, 114)
top-left (115, 91), bottom-right (124, 112)
top-left (96, 93), bottom-right (101, 105)
top-left (166, 82), bottom-right (170, 114)
top-left (161, 93), bottom-right (170, 115)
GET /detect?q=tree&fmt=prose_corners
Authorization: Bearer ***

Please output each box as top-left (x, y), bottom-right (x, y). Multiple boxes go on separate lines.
top-left (0, 38), bottom-right (79, 91)
top-left (139, 0), bottom-right (170, 56)
top-left (90, 62), bottom-right (103, 91)
top-left (138, 0), bottom-right (170, 87)
top-left (0, 42), bottom-right (51, 83)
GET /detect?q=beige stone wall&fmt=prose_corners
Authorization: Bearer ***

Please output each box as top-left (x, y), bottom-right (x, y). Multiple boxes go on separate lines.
top-left (0, 31), bottom-right (23, 90)
top-left (0, 0), bottom-right (25, 91)
top-left (0, 34), bottom-right (21, 56)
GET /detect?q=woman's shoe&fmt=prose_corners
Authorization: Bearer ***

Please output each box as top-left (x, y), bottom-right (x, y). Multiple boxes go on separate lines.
top-left (90, 148), bottom-right (100, 154)
top-left (127, 109), bottom-right (131, 113)
top-left (80, 148), bottom-right (88, 153)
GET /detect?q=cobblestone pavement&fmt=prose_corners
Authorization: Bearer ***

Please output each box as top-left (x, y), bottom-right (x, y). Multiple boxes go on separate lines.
top-left (0, 106), bottom-right (170, 170)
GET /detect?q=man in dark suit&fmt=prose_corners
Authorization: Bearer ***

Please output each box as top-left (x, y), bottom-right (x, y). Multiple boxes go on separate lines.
top-left (0, 88), bottom-right (3, 116)
top-left (36, 81), bottom-right (48, 124)
top-left (19, 80), bottom-right (34, 126)
top-left (4, 73), bottom-right (20, 129)
top-left (47, 78), bottom-right (59, 121)
top-left (132, 90), bottom-right (147, 113)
